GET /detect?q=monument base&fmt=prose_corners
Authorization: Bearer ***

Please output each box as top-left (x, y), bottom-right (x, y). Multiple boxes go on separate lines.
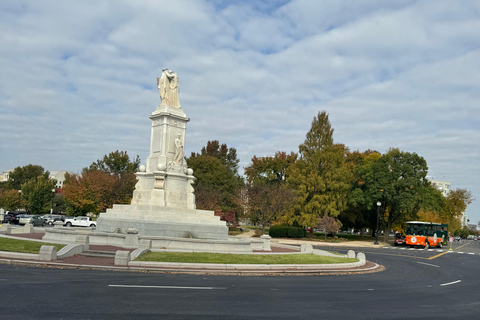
top-left (96, 204), bottom-right (228, 240)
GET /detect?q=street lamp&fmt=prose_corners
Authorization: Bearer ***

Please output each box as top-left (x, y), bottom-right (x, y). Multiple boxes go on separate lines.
top-left (18, 190), bottom-right (22, 210)
top-left (374, 201), bottom-right (381, 245)
top-left (51, 188), bottom-right (56, 214)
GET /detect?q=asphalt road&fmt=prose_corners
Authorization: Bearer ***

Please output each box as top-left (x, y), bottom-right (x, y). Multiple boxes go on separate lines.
top-left (1, 241), bottom-right (479, 319)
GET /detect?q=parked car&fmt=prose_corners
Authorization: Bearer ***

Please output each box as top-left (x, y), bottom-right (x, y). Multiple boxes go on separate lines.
top-left (2, 211), bottom-right (22, 224)
top-left (17, 214), bottom-right (33, 225)
top-left (2, 213), bottom-right (16, 224)
top-left (64, 216), bottom-right (97, 227)
top-left (30, 215), bottom-right (46, 227)
top-left (42, 214), bottom-right (64, 225)
top-left (394, 235), bottom-right (406, 246)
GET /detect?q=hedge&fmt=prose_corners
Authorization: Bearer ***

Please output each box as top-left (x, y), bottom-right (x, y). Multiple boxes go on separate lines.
top-left (269, 225), bottom-right (306, 238)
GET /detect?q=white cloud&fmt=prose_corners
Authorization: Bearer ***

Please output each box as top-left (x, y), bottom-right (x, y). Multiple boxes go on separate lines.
top-left (1, 0), bottom-right (479, 222)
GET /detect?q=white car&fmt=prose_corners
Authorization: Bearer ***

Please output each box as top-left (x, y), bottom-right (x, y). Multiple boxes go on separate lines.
top-left (64, 216), bottom-right (97, 227)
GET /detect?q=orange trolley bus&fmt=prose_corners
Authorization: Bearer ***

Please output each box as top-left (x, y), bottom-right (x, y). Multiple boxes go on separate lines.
top-left (405, 221), bottom-right (448, 248)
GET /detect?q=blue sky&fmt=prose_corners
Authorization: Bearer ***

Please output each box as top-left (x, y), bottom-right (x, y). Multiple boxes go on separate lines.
top-left (1, 0), bottom-right (479, 223)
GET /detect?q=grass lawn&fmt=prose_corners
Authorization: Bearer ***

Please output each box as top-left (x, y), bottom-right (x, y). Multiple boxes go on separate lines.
top-left (0, 237), bottom-right (65, 254)
top-left (137, 252), bottom-right (358, 264)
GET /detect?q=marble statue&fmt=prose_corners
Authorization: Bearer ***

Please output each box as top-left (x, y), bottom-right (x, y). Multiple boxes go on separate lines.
top-left (173, 134), bottom-right (184, 164)
top-left (157, 68), bottom-right (180, 108)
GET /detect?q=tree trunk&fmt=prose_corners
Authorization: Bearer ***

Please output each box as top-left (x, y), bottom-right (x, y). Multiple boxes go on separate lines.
top-left (382, 220), bottom-right (392, 243)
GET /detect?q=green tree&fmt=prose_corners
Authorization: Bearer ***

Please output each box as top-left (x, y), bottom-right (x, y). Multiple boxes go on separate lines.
top-left (5, 164), bottom-right (49, 190)
top-left (245, 151), bottom-right (297, 184)
top-left (199, 140), bottom-right (240, 174)
top-left (83, 150), bottom-right (140, 175)
top-left (361, 148), bottom-right (430, 242)
top-left (285, 111), bottom-right (352, 234)
top-left (21, 175), bottom-right (56, 215)
top-left (339, 150), bottom-right (381, 236)
top-left (187, 141), bottom-right (244, 213)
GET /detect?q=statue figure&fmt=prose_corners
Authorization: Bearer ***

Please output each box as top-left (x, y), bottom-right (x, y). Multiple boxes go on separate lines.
top-left (173, 134), bottom-right (184, 164)
top-left (157, 68), bottom-right (180, 108)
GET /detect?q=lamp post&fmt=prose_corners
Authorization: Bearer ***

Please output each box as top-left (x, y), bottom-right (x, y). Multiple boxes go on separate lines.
top-left (18, 190), bottom-right (22, 210)
top-left (51, 188), bottom-right (56, 214)
top-left (374, 201), bottom-right (381, 245)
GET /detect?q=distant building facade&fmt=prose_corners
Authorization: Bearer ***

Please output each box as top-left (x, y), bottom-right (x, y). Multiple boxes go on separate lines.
top-left (49, 170), bottom-right (67, 190)
top-left (428, 178), bottom-right (451, 197)
top-left (1, 169), bottom-right (14, 182)
top-left (1, 168), bottom-right (66, 190)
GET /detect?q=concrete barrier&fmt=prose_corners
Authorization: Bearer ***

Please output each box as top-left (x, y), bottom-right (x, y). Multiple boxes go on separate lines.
top-left (115, 250), bottom-right (131, 266)
top-left (39, 246), bottom-right (57, 261)
top-left (57, 244), bottom-right (84, 259)
top-left (75, 235), bottom-right (89, 251)
top-left (131, 248), bottom-right (149, 260)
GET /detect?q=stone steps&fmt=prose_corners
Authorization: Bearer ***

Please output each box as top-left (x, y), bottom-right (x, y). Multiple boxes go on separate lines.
top-left (79, 250), bottom-right (116, 258)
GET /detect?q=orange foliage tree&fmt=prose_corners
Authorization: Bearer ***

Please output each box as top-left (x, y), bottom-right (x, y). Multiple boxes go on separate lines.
top-left (63, 171), bottom-right (120, 216)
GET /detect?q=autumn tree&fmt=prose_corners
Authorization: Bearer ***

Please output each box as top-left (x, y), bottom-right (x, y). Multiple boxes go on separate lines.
top-left (246, 183), bottom-right (295, 233)
top-left (64, 150), bottom-right (141, 216)
top-left (442, 188), bottom-right (474, 233)
top-left (63, 171), bottom-right (118, 216)
top-left (285, 111), bottom-right (351, 234)
top-left (83, 150), bottom-right (139, 204)
top-left (21, 175), bottom-right (56, 215)
top-left (0, 189), bottom-right (21, 211)
top-left (317, 215), bottom-right (342, 240)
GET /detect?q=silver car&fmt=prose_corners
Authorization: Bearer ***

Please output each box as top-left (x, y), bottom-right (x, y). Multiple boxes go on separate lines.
top-left (17, 214), bottom-right (32, 225)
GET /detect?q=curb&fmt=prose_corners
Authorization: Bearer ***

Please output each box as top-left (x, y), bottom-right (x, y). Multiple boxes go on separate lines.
top-left (0, 256), bottom-right (381, 275)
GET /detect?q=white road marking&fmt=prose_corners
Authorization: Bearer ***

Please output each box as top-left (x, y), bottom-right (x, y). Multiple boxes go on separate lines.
top-left (458, 252), bottom-right (464, 254)
top-left (468, 253), bottom-right (475, 255)
top-left (109, 285), bottom-right (226, 290)
top-left (440, 280), bottom-right (461, 287)
top-left (417, 262), bottom-right (439, 268)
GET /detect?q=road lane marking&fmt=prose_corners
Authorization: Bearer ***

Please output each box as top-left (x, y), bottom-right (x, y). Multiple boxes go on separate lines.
top-left (440, 280), bottom-right (461, 287)
top-left (458, 252), bottom-right (464, 254)
top-left (417, 261), bottom-right (439, 268)
top-left (428, 252), bottom-right (450, 260)
top-left (109, 285), bottom-right (226, 290)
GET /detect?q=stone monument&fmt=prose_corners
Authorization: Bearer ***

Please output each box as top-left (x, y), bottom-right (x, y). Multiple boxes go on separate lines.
top-left (96, 69), bottom-right (228, 240)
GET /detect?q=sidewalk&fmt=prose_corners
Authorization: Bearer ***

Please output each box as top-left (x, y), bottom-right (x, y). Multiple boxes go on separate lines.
top-left (0, 232), bottom-right (382, 275)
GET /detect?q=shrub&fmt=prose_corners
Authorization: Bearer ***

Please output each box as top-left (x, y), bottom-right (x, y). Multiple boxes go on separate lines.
top-left (269, 225), bottom-right (306, 238)
top-left (253, 229), bottom-right (263, 237)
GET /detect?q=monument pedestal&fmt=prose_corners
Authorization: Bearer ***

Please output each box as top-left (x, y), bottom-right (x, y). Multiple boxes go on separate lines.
top-left (96, 204), bottom-right (228, 240)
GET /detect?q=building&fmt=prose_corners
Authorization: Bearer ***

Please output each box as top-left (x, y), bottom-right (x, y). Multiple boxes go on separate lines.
top-left (428, 178), bottom-right (451, 197)
top-left (49, 170), bottom-right (67, 190)
top-left (462, 212), bottom-right (469, 228)
top-left (1, 169), bottom-right (14, 182)
top-left (1, 168), bottom-right (67, 190)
